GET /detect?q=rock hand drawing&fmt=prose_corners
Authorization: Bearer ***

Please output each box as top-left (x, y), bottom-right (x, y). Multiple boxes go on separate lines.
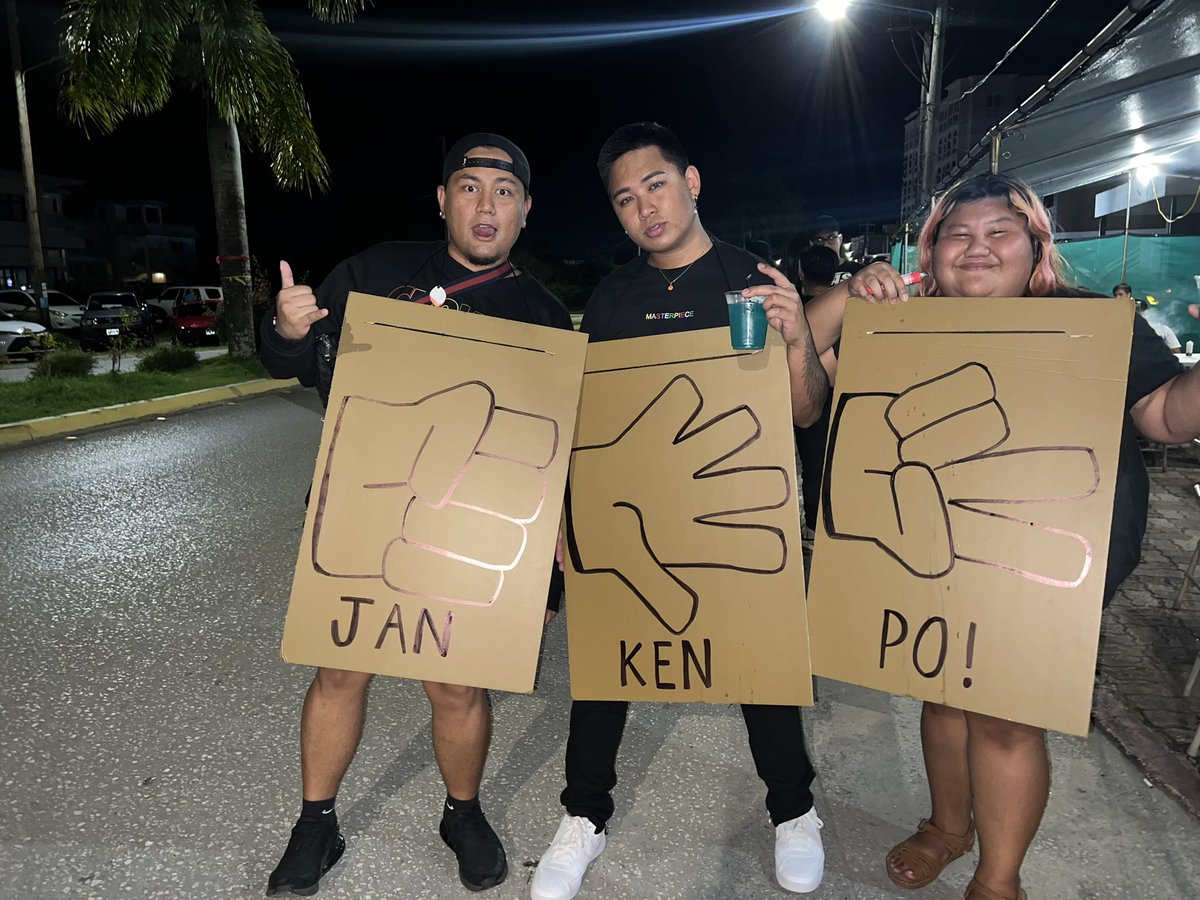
top-left (311, 381), bottom-right (559, 606)
top-left (822, 363), bottom-right (1100, 587)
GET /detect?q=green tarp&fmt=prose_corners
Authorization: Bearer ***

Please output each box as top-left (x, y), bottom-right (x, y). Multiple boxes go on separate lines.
top-left (892, 234), bottom-right (1200, 344)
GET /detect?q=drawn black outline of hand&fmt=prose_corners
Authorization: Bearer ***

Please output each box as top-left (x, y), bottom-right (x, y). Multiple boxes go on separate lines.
top-left (567, 373), bottom-right (791, 635)
top-left (821, 362), bottom-right (1099, 587)
top-left (311, 382), bottom-right (559, 605)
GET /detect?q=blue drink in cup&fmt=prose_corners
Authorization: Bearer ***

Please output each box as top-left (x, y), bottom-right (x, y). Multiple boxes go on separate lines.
top-left (725, 290), bottom-right (767, 350)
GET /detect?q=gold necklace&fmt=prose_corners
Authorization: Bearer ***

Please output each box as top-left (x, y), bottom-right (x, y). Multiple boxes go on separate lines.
top-left (655, 260), bottom-right (696, 291)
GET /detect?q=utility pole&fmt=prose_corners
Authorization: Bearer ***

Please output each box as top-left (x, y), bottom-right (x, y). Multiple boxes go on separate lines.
top-left (7, 0), bottom-right (47, 304)
top-left (918, 0), bottom-right (948, 206)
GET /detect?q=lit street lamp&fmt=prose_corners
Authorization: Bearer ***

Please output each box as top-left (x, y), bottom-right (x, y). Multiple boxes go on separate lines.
top-left (818, 0), bottom-right (949, 208)
top-left (815, 0), bottom-right (849, 21)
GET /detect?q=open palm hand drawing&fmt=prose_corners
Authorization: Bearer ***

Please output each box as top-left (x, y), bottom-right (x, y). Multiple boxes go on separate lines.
top-left (567, 374), bottom-right (791, 634)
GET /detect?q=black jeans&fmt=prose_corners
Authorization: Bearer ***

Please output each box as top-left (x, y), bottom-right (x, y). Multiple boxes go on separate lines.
top-left (560, 699), bottom-right (816, 829)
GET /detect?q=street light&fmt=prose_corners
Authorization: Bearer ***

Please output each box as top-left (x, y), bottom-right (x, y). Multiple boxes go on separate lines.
top-left (816, 0), bottom-right (850, 21)
top-left (818, 0), bottom-right (949, 208)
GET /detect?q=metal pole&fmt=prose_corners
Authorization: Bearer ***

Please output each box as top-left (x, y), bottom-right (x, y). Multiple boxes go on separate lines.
top-left (918, 1), bottom-right (948, 204)
top-left (990, 132), bottom-right (1002, 174)
top-left (7, 0), bottom-right (47, 303)
top-left (1121, 170), bottom-right (1133, 281)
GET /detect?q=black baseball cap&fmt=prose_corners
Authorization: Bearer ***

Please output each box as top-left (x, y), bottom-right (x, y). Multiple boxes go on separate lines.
top-left (810, 215), bottom-right (840, 234)
top-left (442, 133), bottom-right (531, 193)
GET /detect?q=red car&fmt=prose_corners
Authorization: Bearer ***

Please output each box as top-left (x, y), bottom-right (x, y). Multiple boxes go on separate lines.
top-left (172, 299), bottom-right (223, 346)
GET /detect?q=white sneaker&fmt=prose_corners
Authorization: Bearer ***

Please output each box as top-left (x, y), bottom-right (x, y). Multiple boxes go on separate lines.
top-left (774, 807), bottom-right (825, 893)
top-left (529, 814), bottom-right (606, 900)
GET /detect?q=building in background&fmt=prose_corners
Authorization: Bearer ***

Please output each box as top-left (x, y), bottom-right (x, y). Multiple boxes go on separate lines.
top-left (0, 170), bottom-right (85, 290)
top-left (900, 74), bottom-right (1043, 219)
top-left (0, 169), bottom-right (200, 291)
top-left (80, 200), bottom-right (199, 286)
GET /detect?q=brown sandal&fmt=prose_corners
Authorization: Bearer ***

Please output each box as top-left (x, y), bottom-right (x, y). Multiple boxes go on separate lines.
top-left (885, 818), bottom-right (976, 889)
top-left (965, 876), bottom-right (1027, 900)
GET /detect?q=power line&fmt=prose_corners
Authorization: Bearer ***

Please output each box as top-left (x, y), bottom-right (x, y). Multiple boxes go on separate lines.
top-left (960, 0), bottom-right (1064, 97)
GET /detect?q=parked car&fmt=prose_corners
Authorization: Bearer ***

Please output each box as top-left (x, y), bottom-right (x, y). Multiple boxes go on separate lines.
top-left (172, 299), bottom-right (223, 346)
top-left (149, 285), bottom-right (223, 323)
top-left (79, 292), bottom-right (155, 351)
top-left (0, 310), bottom-right (48, 360)
top-left (0, 288), bottom-right (87, 331)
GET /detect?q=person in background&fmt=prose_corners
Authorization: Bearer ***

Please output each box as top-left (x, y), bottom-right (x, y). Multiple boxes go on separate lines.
top-left (794, 243), bottom-right (841, 541)
top-left (798, 245), bottom-right (840, 303)
top-left (806, 215), bottom-right (862, 284)
top-left (1116, 283), bottom-right (1182, 353)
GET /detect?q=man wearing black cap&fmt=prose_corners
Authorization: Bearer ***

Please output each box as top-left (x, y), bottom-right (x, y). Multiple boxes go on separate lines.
top-left (806, 215), bottom-right (861, 285)
top-left (259, 133), bottom-right (570, 896)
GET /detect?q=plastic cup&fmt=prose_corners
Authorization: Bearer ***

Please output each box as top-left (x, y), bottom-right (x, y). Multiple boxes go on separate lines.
top-left (725, 291), bottom-right (767, 350)
top-left (1187, 340), bottom-right (1194, 355)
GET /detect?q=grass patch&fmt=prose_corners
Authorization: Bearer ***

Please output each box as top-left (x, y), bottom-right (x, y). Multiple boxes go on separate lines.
top-left (0, 356), bottom-right (272, 425)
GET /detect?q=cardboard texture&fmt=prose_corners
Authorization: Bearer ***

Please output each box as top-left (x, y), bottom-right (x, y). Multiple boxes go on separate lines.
top-left (281, 292), bottom-right (587, 693)
top-left (565, 328), bottom-right (813, 705)
top-left (808, 297), bottom-right (1133, 735)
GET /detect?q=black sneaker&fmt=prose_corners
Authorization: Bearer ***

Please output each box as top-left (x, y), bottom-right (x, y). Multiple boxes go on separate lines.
top-left (439, 805), bottom-right (508, 892)
top-left (266, 819), bottom-right (346, 896)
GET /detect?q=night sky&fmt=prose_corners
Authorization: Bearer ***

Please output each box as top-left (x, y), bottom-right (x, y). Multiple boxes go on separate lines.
top-left (2, 0), bottom-right (1132, 287)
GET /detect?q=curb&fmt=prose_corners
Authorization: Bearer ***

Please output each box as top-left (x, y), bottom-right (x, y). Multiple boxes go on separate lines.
top-left (0, 378), bottom-right (300, 448)
top-left (1092, 680), bottom-right (1200, 820)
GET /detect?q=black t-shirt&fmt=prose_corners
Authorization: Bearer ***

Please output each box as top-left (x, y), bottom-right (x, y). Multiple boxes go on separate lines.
top-left (581, 239), bottom-right (772, 342)
top-left (260, 240), bottom-right (572, 392)
top-left (1109, 309), bottom-right (1183, 598)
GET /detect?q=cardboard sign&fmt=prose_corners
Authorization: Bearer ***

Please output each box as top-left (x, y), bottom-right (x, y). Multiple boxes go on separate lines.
top-left (282, 293), bottom-right (588, 693)
top-left (808, 297), bottom-right (1133, 735)
top-left (565, 328), bottom-right (813, 705)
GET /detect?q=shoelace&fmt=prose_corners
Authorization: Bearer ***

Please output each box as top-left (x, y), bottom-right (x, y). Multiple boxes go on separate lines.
top-left (546, 819), bottom-right (591, 865)
top-left (781, 813), bottom-right (824, 839)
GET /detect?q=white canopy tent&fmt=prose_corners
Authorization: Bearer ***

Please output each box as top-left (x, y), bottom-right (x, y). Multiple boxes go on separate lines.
top-left (958, 0), bottom-right (1200, 196)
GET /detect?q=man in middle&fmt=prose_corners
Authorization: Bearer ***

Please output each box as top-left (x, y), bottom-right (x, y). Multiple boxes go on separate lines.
top-left (530, 121), bottom-right (830, 900)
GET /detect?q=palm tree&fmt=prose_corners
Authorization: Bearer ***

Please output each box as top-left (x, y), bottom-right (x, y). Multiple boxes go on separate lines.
top-left (58, 0), bottom-right (371, 359)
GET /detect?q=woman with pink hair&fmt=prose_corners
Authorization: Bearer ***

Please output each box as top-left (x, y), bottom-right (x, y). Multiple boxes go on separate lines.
top-left (805, 173), bottom-right (1200, 900)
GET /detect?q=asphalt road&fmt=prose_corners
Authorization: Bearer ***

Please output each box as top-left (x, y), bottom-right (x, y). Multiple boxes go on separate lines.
top-left (1, 393), bottom-right (1197, 899)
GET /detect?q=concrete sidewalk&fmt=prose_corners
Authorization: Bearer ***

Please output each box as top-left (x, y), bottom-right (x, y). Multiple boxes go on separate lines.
top-left (1093, 455), bottom-right (1200, 815)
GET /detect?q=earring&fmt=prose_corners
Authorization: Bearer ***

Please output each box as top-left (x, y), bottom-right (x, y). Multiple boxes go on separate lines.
top-left (438, 210), bottom-right (445, 219)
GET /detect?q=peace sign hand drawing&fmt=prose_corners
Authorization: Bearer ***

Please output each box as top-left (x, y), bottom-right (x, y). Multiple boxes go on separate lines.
top-left (822, 363), bottom-right (1099, 587)
top-left (312, 381), bottom-right (559, 606)
top-left (567, 374), bottom-right (791, 635)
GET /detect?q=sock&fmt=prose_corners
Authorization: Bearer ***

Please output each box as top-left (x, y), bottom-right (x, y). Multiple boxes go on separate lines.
top-left (300, 797), bottom-right (337, 824)
top-left (443, 794), bottom-right (480, 816)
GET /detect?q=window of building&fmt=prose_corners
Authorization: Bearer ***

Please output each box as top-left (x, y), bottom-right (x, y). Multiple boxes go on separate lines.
top-left (0, 194), bottom-right (25, 221)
